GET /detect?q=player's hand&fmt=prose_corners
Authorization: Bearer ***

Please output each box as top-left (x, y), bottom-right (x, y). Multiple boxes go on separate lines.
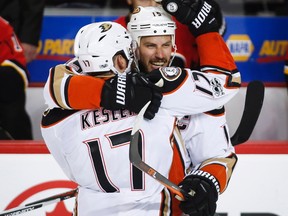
top-left (100, 73), bottom-right (162, 120)
top-left (131, 72), bottom-right (163, 119)
top-left (140, 67), bottom-right (187, 94)
top-left (161, 0), bottom-right (219, 37)
top-left (178, 170), bottom-right (219, 215)
top-left (206, 0), bottom-right (226, 36)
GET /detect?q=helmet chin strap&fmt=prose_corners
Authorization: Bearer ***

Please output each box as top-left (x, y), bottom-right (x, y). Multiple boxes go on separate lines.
top-left (125, 57), bottom-right (134, 74)
top-left (169, 44), bottom-right (177, 67)
top-left (130, 40), bottom-right (141, 73)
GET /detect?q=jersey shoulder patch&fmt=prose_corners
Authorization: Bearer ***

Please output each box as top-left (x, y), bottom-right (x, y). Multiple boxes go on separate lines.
top-left (159, 67), bottom-right (182, 81)
top-left (157, 67), bottom-right (188, 94)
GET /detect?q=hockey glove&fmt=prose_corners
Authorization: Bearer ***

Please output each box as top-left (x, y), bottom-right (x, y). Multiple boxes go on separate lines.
top-left (206, 0), bottom-right (226, 36)
top-left (132, 72), bottom-right (163, 119)
top-left (178, 170), bottom-right (219, 216)
top-left (141, 67), bottom-right (188, 94)
top-left (100, 73), bottom-right (162, 120)
top-left (161, 0), bottom-right (219, 37)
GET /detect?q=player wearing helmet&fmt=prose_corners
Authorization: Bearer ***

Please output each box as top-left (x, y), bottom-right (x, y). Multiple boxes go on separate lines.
top-left (114, 0), bottom-right (226, 69)
top-left (43, 21), bottom-right (161, 119)
top-left (115, 0), bottom-right (195, 69)
top-left (41, 5), bottom-right (240, 215)
top-left (127, 6), bottom-right (177, 72)
top-left (73, 22), bottom-right (133, 75)
top-left (127, 5), bottom-right (237, 216)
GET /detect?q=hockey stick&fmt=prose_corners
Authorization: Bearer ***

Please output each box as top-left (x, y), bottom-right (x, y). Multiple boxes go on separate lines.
top-left (231, 80), bottom-right (265, 146)
top-left (129, 102), bottom-right (189, 201)
top-left (1, 81), bottom-right (262, 215)
top-left (129, 81), bottom-right (264, 201)
top-left (0, 188), bottom-right (77, 216)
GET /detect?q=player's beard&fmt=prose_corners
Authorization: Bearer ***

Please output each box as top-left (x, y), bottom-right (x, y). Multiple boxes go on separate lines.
top-left (138, 58), bottom-right (169, 73)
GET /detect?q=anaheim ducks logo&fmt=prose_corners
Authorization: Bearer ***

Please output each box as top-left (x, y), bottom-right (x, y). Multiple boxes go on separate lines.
top-left (99, 23), bottom-right (112, 33)
top-left (132, 7), bottom-right (141, 14)
top-left (159, 67), bottom-right (182, 81)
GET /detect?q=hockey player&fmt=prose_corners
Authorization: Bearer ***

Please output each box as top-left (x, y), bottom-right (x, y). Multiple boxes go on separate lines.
top-left (0, 17), bottom-right (33, 139)
top-left (114, 0), bottom-right (226, 69)
top-left (42, 3), bottom-right (239, 215)
top-left (41, 1), bottom-right (240, 215)
top-left (128, 5), bottom-right (237, 216)
top-left (41, 22), bottom-right (239, 216)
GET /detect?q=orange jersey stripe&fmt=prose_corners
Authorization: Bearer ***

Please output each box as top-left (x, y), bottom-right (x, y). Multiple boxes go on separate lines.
top-left (200, 153), bottom-right (237, 193)
top-left (168, 135), bottom-right (186, 216)
top-left (201, 163), bottom-right (227, 193)
top-left (196, 32), bottom-right (237, 72)
top-left (68, 75), bottom-right (105, 109)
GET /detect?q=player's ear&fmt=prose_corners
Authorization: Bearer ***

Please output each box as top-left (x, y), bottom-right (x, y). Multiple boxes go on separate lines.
top-left (114, 54), bottom-right (127, 73)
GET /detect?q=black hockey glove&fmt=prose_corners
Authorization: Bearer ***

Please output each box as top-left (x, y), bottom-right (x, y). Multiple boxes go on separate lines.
top-left (178, 170), bottom-right (219, 216)
top-left (161, 0), bottom-right (219, 37)
top-left (206, 0), bottom-right (226, 36)
top-left (132, 72), bottom-right (163, 119)
top-left (100, 73), bottom-right (162, 120)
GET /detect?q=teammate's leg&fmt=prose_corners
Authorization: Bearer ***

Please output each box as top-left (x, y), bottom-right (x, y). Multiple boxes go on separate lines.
top-left (0, 66), bottom-right (33, 139)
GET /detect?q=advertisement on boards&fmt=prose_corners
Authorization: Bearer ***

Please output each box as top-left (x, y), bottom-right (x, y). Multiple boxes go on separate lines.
top-left (224, 17), bottom-right (288, 85)
top-left (27, 16), bottom-right (288, 86)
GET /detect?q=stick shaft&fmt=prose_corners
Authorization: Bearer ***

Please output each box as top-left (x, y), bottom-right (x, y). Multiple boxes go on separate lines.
top-left (0, 189), bottom-right (77, 216)
top-left (231, 81), bottom-right (265, 146)
top-left (129, 102), bottom-right (186, 201)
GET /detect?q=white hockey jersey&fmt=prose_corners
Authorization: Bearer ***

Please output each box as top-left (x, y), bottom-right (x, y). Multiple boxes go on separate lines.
top-left (41, 67), bottom-right (239, 216)
top-left (41, 32), bottom-right (240, 216)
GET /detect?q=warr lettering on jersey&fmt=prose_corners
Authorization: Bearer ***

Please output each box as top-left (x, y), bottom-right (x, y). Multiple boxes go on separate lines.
top-left (116, 74), bottom-right (126, 105)
top-left (80, 108), bottom-right (135, 130)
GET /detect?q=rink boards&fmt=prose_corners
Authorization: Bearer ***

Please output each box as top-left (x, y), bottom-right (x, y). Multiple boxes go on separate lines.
top-left (0, 140), bottom-right (287, 216)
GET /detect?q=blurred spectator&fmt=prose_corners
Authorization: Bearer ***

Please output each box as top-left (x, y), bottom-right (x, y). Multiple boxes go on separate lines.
top-left (0, 17), bottom-right (32, 139)
top-left (0, 0), bottom-right (45, 63)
